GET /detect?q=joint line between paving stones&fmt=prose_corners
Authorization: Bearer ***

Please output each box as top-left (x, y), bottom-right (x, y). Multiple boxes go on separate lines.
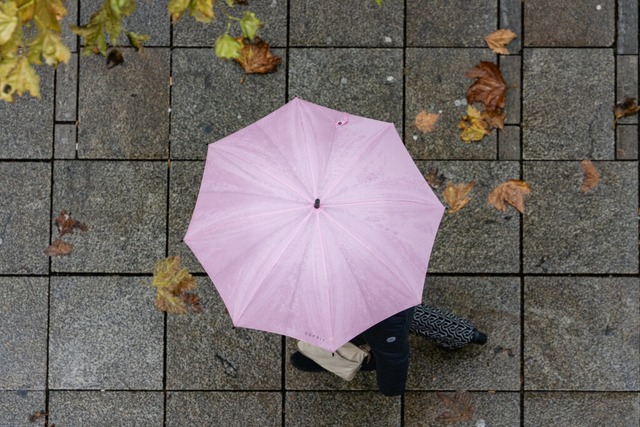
top-left (518, 3), bottom-right (526, 424)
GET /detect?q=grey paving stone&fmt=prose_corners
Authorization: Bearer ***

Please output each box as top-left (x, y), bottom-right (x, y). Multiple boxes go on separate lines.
top-left (524, 0), bottom-right (615, 46)
top-left (166, 277), bottom-right (281, 390)
top-left (171, 48), bottom-right (286, 159)
top-left (290, 0), bottom-right (403, 47)
top-left (78, 48), bottom-right (170, 159)
top-left (0, 66), bottom-right (54, 159)
top-left (169, 161), bottom-right (205, 272)
top-left (81, 0), bottom-right (170, 47)
top-left (523, 49), bottom-right (614, 160)
top-left (524, 277), bottom-right (639, 391)
top-left (617, 125), bottom-right (638, 159)
top-left (408, 276), bottom-right (521, 391)
top-left (500, 55), bottom-right (521, 124)
top-left (48, 276), bottom-right (164, 389)
top-left (55, 53), bottom-right (77, 122)
top-left (498, 126), bottom-right (520, 160)
top-left (49, 391), bottom-right (163, 426)
top-left (618, 0), bottom-right (639, 54)
top-left (0, 391), bottom-right (46, 427)
top-left (415, 161), bottom-right (521, 273)
top-left (173, 1), bottom-right (287, 47)
top-left (166, 392), bottom-right (282, 426)
top-left (285, 337), bottom-right (378, 391)
top-left (285, 392), bottom-right (401, 426)
top-left (51, 161), bottom-right (166, 273)
top-left (524, 392), bottom-right (640, 426)
top-left (61, 0), bottom-right (77, 52)
top-left (0, 162), bottom-right (51, 274)
top-left (54, 124), bottom-right (76, 159)
top-left (523, 161), bottom-right (638, 274)
top-left (500, 0), bottom-right (522, 53)
top-left (407, 0), bottom-right (497, 47)
top-left (405, 49), bottom-right (497, 160)
top-left (0, 277), bottom-right (48, 390)
top-left (616, 55), bottom-right (638, 125)
top-left (288, 48), bottom-right (403, 133)
top-left (405, 391), bottom-right (520, 427)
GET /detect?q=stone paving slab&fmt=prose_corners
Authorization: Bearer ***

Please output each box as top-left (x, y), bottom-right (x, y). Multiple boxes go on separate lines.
top-left (288, 48), bottom-right (403, 133)
top-left (415, 161), bottom-right (521, 273)
top-left (78, 48), bottom-right (170, 159)
top-left (617, 125), bottom-right (638, 160)
top-left (407, 0), bottom-right (497, 47)
top-left (169, 160), bottom-right (205, 273)
top-left (405, 49), bottom-right (497, 160)
top-left (51, 161), bottom-right (167, 273)
top-left (171, 48), bottom-right (286, 159)
top-left (55, 53), bottom-right (78, 122)
top-left (0, 277), bottom-right (48, 390)
top-left (523, 161), bottom-right (638, 274)
top-left (0, 66), bottom-right (54, 159)
top-left (166, 392), bottom-right (282, 426)
top-left (173, 1), bottom-right (287, 47)
top-left (48, 276), bottom-right (163, 390)
top-left (284, 392), bottom-right (401, 426)
top-left (524, 276), bottom-right (639, 391)
top-left (166, 277), bottom-right (281, 390)
top-left (500, 0), bottom-right (522, 54)
top-left (0, 162), bottom-right (51, 275)
top-left (524, 392), bottom-right (640, 426)
top-left (404, 391), bottom-right (520, 426)
top-left (49, 391), bottom-right (163, 426)
top-left (81, 0), bottom-right (170, 47)
top-left (524, 0), bottom-right (615, 47)
top-left (498, 125), bottom-right (521, 160)
top-left (0, 391), bottom-right (46, 427)
top-left (408, 276), bottom-right (521, 391)
top-left (290, 0), bottom-right (403, 47)
top-left (522, 49), bottom-right (614, 160)
top-left (616, 55), bottom-right (638, 125)
top-left (618, 0), bottom-right (639, 54)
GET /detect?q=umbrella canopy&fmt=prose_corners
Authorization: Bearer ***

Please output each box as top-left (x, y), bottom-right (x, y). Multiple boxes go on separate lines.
top-left (184, 98), bottom-right (444, 352)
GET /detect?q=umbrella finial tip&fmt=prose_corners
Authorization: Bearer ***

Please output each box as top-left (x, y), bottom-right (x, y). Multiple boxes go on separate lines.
top-left (314, 199), bottom-right (320, 209)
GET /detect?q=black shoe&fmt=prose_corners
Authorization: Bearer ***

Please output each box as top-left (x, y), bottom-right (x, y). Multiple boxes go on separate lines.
top-left (470, 329), bottom-right (488, 345)
top-left (290, 351), bottom-right (326, 372)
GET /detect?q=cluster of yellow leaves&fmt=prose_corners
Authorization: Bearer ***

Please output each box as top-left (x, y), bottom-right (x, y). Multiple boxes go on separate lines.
top-left (0, 0), bottom-right (70, 102)
top-left (149, 256), bottom-right (201, 315)
top-left (169, 0), bottom-right (214, 24)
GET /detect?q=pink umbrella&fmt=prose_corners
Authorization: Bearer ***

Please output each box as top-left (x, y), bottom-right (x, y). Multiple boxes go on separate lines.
top-left (184, 98), bottom-right (444, 352)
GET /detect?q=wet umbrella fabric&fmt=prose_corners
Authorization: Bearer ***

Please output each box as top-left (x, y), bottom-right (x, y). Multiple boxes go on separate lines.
top-left (184, 98), bottom-right (444, 352)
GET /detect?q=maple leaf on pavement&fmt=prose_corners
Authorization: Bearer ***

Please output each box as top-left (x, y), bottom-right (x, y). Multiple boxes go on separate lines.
top-left (149, 256), bottom-right (199, 315)
top-left (234, 37), bottom-right (281, 74)
top-left (458, 105), bottom-right (490, 142)
top-left (415, 110), bottom-right (439, 133)
top-left (44, 238), bottom-right (73, 256)
top-left (435, 390), bottom-right (476, 424)
top-left (485, 29), bottom-right (517, 55)
top-left (465, 61), bottom-right (507, 113)
top-left (580, 160), bottom-right (601, 193)
top-left (443, 181), bottom-right (476, 213)
top-left (488, 179), bottom-right (531, 214)
top-left (55, 209), bottom-right (88, 236)
top-left (613, 97), bottom-right (640, 124)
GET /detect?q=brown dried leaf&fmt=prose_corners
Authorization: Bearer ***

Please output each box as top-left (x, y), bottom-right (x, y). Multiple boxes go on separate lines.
top-left (44, 239), bottom-right (73, 256)
top-left (613, 97), bottom-right (640, 124)
top-left (485, 28), bottom-right (517, 55)
top-left (480, 108), bottom-right (506, 130)
top-left (424, 167), bottom-right (446, 190)
top-left (443, 181), bottom-right (476, 213)
top-left (234, 37), bottom-right (281, 74)
top-left (465, 61), bottom-right (507, 112)
top-left (415, 110), bottom-right (439, 133)
top-left (29, 410), bottom-right (47, 422)
top-left (182, 293), bottom-right (202, 313)
top-left (435, 390), bottom-right (476, 424)
top-left (580, 160), bottom-right (601, 192)
top-left (488, 179), bottom-right (532, 214)
top-left (55, 209), bottom-right (88, 236)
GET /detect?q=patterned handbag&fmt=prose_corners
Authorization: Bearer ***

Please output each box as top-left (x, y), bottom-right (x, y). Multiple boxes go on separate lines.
top-left (410, 303), bottom-right (486, 349)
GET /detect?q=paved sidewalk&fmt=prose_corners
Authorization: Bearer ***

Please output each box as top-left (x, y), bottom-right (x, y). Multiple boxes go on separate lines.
top-left (1, 0), bottom-right (639, 425)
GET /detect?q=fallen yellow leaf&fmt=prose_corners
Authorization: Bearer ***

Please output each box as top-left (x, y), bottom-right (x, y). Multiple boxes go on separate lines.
top-left (443, 181), bottom-right (476, 213)
top-left (485, 29), bottom-right (517, 55)
top-left (458, 105), bottom-right (490, 142)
